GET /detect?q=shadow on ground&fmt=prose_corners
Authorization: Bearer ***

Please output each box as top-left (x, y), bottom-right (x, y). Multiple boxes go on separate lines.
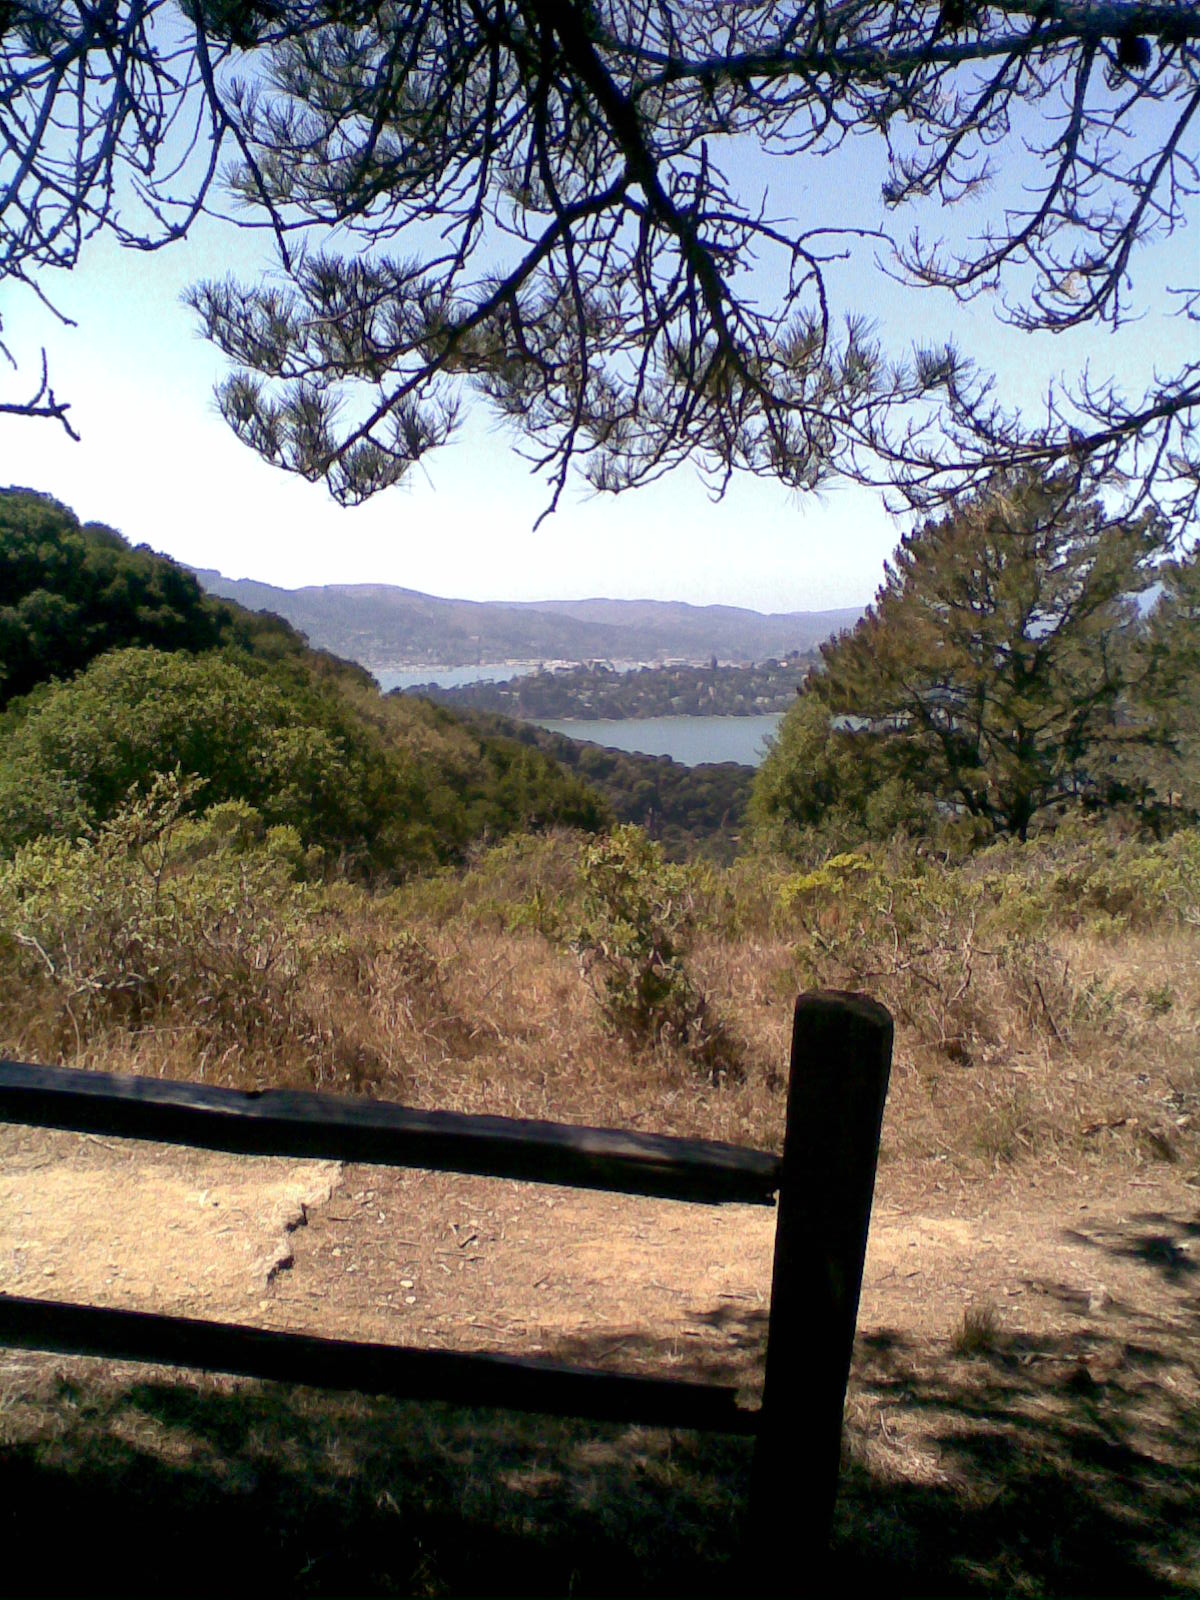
top-left (1, 1210), bottom-right (1197, 1596)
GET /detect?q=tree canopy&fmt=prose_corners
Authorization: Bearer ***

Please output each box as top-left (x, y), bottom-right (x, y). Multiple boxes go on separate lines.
top-left (748, 691), bottom-right (934, 854)
top-left (0, 638), bottom-right (611, 866)
top-left (0, 645), bottom-right (446, 865)
top-left (0, 487), bottom-right (246, 706)
top-left (0, 489), bottom-right (610, 865)
top-left (1130, 545), bottom-right (1200, 813)
top-left (755, 473), bottom-right (1175, 841)
top-left (3, 4), bottom-right (1198, 525)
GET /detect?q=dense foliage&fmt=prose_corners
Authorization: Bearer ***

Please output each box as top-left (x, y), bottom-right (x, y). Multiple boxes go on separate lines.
top-left (0, 774), bottom-right (454, 1088)
top-left (0, 646), bottom-right (613, 872)
top-left (0, 646), bottom-right (444, 869)
top-left (0, 492), bottom-right (610, 872)
top-left (0, 487), bottom-right (258, 707)
top-left (753, 475), bottom-right (1193, 848)
top-left (0, 774), bottom-right (318, 1056)
top-left (748, 695), bottom-right (935, 857)
top-left (449, 710), bottom-right (753, 860)
top-left (1132, 547), bottom-right (1200, 818)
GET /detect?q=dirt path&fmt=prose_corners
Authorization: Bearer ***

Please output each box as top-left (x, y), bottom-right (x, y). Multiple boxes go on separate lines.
top-left (2, 1125), bottom-right (1195, 1393)
top-left (1, 1127), bottom-right (1197, 1594)
top-left (0, 1126), bottom-right (339, 1322)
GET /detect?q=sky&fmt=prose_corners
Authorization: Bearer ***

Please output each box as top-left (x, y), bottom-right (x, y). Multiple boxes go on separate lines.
top-left (2, 217), bottom-right (906, 613)
top-left (2, 65), bottom-right (1195, 615)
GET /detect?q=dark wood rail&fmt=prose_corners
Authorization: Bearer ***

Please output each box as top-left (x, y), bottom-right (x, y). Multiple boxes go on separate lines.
top-left (0, 1058), bottom-right (781, 1205)
top-left (0, 1294), bottom-right (758, 1434)
top-left (0, 989), bottom-right (894, 1577)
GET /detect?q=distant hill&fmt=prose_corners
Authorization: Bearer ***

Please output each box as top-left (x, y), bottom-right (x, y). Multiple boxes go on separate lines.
top-left (189, 570), bottom-right (862, 667)
top-left (0, 490), bottom-right (610, 871)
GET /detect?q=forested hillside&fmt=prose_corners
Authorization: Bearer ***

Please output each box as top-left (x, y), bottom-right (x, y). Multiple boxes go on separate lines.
top-left (0, 487), bottom-right (266, 707)
top-left (451, 709), bottom-right (755, 860)
top-left (0, 489), bottom-right (608, 873)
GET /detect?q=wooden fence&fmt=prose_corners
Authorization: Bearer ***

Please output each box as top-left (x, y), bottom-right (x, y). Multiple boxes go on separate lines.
top-left (0, 989), bottom-right (892, 1572)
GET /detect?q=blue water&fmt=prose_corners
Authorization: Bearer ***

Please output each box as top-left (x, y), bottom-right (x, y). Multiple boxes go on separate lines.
top-left (536, 714), bottom-right (783, 768)
top-left (374, 663), bottom-right (543, 693)
top-left (375, 666), bottom-right (784, 765)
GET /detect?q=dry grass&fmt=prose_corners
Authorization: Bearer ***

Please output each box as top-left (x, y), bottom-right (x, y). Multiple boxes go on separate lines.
top-left (2, 1255), bottom-right (1196, 1598)
top-left (950, 1302), bottom-right (1002, 1357)
top-left (1, 826), bottom-right (1198, 1594)
top-left (2, 829), bottom-right (1197, 1180)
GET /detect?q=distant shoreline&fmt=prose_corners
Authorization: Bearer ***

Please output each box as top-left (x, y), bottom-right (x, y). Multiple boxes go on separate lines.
top-left (369, 657), bottom-right (749, 674)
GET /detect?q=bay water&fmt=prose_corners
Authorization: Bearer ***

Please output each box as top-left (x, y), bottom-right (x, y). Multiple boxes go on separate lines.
top-left (536, 713), bottom-right (782, 767)
top-left (374, 666), bottom-right (783, 766)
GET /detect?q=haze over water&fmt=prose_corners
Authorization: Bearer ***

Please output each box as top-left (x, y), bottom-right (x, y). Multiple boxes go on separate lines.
top-left (535, 714), bottom-right (782, 767)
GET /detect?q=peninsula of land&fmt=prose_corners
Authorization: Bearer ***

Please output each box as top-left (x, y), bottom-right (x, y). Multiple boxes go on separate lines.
top-left (404, 657), bottom-right (817, 719)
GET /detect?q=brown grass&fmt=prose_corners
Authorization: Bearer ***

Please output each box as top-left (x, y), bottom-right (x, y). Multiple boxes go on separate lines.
top-left (3, 840), bottom-right (1198, 1179)
top-left (950, 1302), bottom-right (1002, 1357)
top-left (1, 828), bottom-right (1198, 1594)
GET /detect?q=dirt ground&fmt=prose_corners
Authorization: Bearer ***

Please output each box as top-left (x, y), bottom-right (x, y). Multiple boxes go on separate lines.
top-left (1, 1124), bottom-right (1197, 1595)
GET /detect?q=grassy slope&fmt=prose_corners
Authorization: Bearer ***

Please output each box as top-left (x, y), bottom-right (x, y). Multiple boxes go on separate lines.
top-left (0, 826), bottom-right (1197, 1595)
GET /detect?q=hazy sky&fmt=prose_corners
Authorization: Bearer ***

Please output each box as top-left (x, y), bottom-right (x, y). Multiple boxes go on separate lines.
top-left (2, 97), bottom-right (1194, 614)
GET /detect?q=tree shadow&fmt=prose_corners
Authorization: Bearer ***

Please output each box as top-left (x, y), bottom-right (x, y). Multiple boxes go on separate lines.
top-left (839, 1320), bottom-right (1197, 1597)
top-left (2, 1211), bottom-right (1197, 1597)
top-left (1061, 1209), bottom-right (1200, 1289)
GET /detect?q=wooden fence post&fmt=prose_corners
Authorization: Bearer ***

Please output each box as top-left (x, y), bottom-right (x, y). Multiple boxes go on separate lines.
top-left (747, 990), bottom-right (893, 1585)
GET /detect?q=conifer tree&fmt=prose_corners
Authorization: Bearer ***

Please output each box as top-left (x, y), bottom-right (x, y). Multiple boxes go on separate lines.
top-left (2, 5), bottom-right (1197, 522)
top-left (1132, 548), bottom-right (1200, 816)
top-left (803, 474), bottom-right (1165, 838)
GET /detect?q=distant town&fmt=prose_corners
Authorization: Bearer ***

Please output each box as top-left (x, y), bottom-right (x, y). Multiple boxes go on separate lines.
top-left (402, 656), bottom-right (820, 719)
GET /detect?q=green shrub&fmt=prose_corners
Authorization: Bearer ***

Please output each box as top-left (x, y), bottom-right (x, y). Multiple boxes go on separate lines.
top-left (0, 487), bottom-right (610, 872)
top-left (758, 827), bottom-right (1199, 1066)
top-left (572, 826), bottom-right (741, 1080)
top-left (0, 773), bottom-right (318, 1062)
top-left (771, 845), bottom-right (1070, 1055)
top-left (384, 830), bottom-right (586, 933)
top-left (0, 646), bottom-right (441, 874)
top-left (1042, 829), bottom-right (1200, 931)
top-left (749, 693), bottom-right (935, 855)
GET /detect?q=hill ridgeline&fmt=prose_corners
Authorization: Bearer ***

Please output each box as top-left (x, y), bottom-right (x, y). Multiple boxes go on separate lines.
top-left (189, 570), bottom-right (862, 667)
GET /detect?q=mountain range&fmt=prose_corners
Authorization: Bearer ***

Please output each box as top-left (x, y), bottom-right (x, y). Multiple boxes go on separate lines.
top-left (190, 571), bottom-right (863, 668)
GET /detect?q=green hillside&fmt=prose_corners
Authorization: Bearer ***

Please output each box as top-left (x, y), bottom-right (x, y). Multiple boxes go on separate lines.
top-left (0, 489), bottom-right (608, 873)
top-left (448, 708), bottom-right (754, 860)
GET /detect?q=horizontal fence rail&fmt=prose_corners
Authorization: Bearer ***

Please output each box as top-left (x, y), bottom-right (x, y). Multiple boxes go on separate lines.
top-left (0, 1295), bottom-right (758, 1434)
top-left (0, 1058), bottom-right (781, 1206)
top-left (0, 990), bottom-right (894, 1576)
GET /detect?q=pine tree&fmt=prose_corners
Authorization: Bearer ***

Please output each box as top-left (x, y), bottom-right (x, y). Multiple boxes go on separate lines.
top-left (3, 6), bottom-right (1198, 521)
top-left (1131, 549), bottom-right (1200, 819)
top-left (807, 474), bottom-right (1165, 839)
